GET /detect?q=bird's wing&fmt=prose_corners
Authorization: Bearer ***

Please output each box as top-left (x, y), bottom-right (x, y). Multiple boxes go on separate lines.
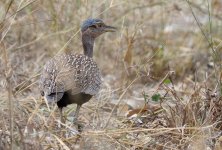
top-left (40, 54), bottom-right (102, 96)
top-left (54, 66), bottom-right (83, 95)
top-left (40, 54), bottom-right (82, 95)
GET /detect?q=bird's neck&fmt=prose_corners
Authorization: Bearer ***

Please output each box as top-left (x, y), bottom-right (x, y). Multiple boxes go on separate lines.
top-left (82, 34), bottom-right (95, 58)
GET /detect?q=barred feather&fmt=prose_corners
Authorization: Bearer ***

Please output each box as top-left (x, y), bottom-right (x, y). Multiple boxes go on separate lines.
top-left (39, 53), bottom-right (102, 98)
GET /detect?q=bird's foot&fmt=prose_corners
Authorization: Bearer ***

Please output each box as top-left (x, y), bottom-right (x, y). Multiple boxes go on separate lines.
top-left (77, 124), bottom-right (83, 132)
top-left (72, 117), bottom-right (83, 132)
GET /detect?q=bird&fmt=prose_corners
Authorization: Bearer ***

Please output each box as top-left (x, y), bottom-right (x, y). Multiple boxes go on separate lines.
top-left (39, 18), bottom-right (116, 123)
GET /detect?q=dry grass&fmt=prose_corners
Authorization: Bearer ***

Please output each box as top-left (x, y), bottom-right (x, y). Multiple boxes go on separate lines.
top-left (1, 0), bottom-right (222, 149)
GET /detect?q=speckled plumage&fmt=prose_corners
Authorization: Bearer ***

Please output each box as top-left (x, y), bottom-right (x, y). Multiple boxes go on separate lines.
top-left (40, 54), bottom-right (101, 98)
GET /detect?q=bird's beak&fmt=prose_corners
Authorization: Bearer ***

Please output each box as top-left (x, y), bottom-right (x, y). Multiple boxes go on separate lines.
top-left (103, 25), bottom-right (117, 32)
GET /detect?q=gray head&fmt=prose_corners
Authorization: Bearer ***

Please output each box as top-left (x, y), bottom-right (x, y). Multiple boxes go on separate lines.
top-left (81, 18), bottom-right (116, 38)
top-left (81, 18), bottom-right (116, 58)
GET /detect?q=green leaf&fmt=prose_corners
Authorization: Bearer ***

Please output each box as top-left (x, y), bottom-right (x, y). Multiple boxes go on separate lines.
top-left (151, 93), bottom-right (161, 102)
top-left (164, 78), bottom-right (171, 84)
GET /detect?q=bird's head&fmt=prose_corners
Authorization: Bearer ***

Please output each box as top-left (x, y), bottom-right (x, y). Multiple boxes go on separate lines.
top-left (81, 18), bottom-right (116, 38)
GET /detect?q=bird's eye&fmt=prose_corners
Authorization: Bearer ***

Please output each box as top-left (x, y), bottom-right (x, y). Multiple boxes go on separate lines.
top-left (90, 25), bottom-right (97, 28)
top-left (98, 24), bottom-right (102, 27)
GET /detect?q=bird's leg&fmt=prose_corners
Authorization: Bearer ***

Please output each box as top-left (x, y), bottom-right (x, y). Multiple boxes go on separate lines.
top-left (59, 107), bottom-right (65, 124)
top-left (73, 105), bottom-right (83, 132)
top-left (58, 108), bottom-right (66, 137)
top-left (73, 105), bottom-right (81, 123)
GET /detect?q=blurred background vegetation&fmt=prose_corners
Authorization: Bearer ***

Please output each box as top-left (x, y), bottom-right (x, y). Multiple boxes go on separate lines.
top-left (0, 0), bottom-right (222, 149)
